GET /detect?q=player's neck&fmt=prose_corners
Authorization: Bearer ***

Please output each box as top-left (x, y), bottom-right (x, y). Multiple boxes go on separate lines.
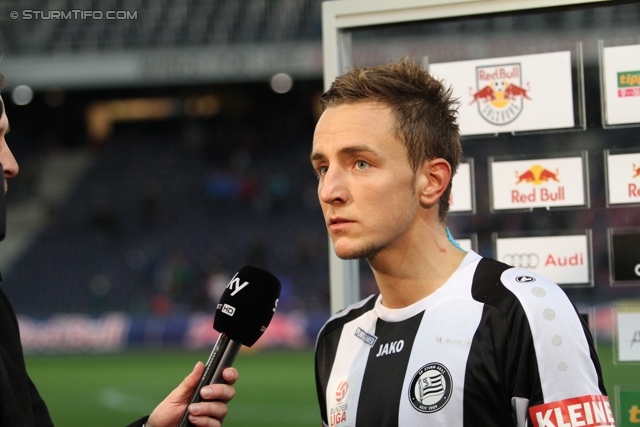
top-left (369, 226), bottom-right (467, 309)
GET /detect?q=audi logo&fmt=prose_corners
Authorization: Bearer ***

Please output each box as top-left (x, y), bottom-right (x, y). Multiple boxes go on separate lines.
top-left (503, 253), bottom-right (539, 269)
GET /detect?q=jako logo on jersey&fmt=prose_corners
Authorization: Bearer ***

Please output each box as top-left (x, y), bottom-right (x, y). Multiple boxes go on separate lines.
top-left (335, 381), bottom-right (348, 403)
top-left (529, 395), bottom-right (615, 427)
top-left (409, 363), bottom-right (453, 413)
top-left (516, 276), bottom-right (536, 283)
top-left (354, 327), bottom-right (377, 347)
top-left (226, 272), bottom-right (249, 296)
top-left (375, 340), bottom-right (405, 357)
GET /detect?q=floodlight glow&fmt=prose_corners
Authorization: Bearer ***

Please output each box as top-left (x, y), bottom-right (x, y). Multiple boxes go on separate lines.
top-left (270, 73), bottom-right (293, 94)
top-left (12, 85), bottom-right (33, 106)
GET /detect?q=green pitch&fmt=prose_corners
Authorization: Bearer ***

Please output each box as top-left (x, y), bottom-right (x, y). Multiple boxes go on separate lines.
top-left (24, 345), bottom-right (637, 426)
top-left (25, 349), bottom-right (318, 427)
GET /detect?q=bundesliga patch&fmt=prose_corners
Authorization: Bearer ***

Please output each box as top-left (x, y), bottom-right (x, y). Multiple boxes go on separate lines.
top-left (529, 395), bottom-right (616, 427)
top-left (408, 363), bottom-right (452, 413)
top-left (329, 380), bottom-right (349, 427)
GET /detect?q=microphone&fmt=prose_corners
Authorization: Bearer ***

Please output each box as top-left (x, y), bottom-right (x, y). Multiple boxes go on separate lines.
top-left (177, 265), bottom-right (281, 427)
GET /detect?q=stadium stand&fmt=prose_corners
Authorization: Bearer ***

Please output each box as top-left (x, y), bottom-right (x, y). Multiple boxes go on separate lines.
top-left (0, 0), bottom-right (322, 54)
top-left (4, 117), bottom-right (330, 317)
top-left (0, 0), bottom-right (330, 318)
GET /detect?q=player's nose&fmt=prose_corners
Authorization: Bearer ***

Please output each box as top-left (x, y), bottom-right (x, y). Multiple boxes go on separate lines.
top-left (318, 166), bottom-right (348, 205)
top-left (0, 142), bottom-right (19, 179)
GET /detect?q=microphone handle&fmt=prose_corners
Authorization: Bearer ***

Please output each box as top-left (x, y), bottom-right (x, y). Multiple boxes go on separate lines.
top-left (176, 333), bottom-right (242, 427)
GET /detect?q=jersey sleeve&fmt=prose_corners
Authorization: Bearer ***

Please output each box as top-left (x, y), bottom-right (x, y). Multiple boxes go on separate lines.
top-left (498, 268), bottom-right (614, 427)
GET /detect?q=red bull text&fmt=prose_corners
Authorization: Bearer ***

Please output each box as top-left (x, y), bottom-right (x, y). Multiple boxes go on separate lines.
top-left (513, 165), bottom-right (564, 203)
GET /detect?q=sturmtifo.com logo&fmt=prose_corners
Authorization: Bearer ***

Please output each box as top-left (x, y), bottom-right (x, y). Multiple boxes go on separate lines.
top-left (469, 63), bottom-right (531, 126)
top-left (408, 363), bottom-right (452, 413)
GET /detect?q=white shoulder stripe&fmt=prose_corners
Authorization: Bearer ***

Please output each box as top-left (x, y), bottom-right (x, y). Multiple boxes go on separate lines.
top-left (500, 268), bottom-right (600, 401)
top-left (315, 294), bottom-right (378, 349)
top-left (326, 294), bottom-right (377, 323)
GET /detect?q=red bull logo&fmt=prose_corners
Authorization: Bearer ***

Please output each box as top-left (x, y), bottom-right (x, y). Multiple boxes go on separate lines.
top-left (513, 165), bottom-right (564, 204)
top-left (470, 63), bottom-right (531, 125)
top-left (630, 163), bottom-right (640, 198)
top-left (516, 165), bottom-right (560, 185)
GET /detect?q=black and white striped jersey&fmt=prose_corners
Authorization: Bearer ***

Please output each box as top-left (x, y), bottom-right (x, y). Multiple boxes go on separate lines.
top-left (315, 251), bottom-right (613, 427)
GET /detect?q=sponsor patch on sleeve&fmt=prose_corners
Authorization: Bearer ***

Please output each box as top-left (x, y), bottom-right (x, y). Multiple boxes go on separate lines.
top-left (529, 395), bottom-right (616, 427)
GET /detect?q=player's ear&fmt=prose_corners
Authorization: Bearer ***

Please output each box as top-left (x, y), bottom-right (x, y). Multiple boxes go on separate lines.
top-left (418, 158), bottom-right (452, 207)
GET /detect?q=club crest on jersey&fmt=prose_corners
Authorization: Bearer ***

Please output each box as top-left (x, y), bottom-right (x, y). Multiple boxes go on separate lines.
top-left (354, 327), bottom-right (377, 347)
top-left (516, 276), bottom-right (536, 283)
top-left (408, 363), bottom-right (453, 413)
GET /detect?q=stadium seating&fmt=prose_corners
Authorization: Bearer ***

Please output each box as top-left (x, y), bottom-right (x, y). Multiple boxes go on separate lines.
top-left (4, 120), bottom-right (330, 317)
top-left (0, 0), bottom-right (323, 54)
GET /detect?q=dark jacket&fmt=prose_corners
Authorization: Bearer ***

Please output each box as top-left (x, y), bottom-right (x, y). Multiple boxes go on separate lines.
top-left (0, 287), bottom-right (150, 427)
top-left (0, 288), bottom-right (53, 426)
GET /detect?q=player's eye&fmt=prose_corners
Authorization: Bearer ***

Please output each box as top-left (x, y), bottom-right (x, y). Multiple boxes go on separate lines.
top-left (355, 160), bottom-right (369, 170)
top-left (314, 166), bottom-right (328, 179)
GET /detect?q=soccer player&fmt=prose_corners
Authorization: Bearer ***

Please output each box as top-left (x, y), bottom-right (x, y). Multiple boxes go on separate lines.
top-left (0, 72), bottom-right (236, 427)
top-left (311, 58), bottom-right (612, 427)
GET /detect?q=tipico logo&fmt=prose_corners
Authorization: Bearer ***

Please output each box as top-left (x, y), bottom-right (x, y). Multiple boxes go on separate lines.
top-left (617, 70), bottom-right (640, 98)
top-left (470, 63), bottom-right (531, 125)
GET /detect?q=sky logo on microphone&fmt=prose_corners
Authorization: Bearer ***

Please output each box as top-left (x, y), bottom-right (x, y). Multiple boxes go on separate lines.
top-left (226, 272), bottom-right (250, 296)
top-left (221, 304), bottom-right (236, 316)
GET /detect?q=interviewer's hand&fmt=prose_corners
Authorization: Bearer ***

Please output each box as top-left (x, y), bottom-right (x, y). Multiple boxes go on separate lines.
top-left (146, 362), bottom-right (238, 427)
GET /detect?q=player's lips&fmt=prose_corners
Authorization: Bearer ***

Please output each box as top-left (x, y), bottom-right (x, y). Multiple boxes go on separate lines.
top-left (328, 216), bottom-right (354, 231)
